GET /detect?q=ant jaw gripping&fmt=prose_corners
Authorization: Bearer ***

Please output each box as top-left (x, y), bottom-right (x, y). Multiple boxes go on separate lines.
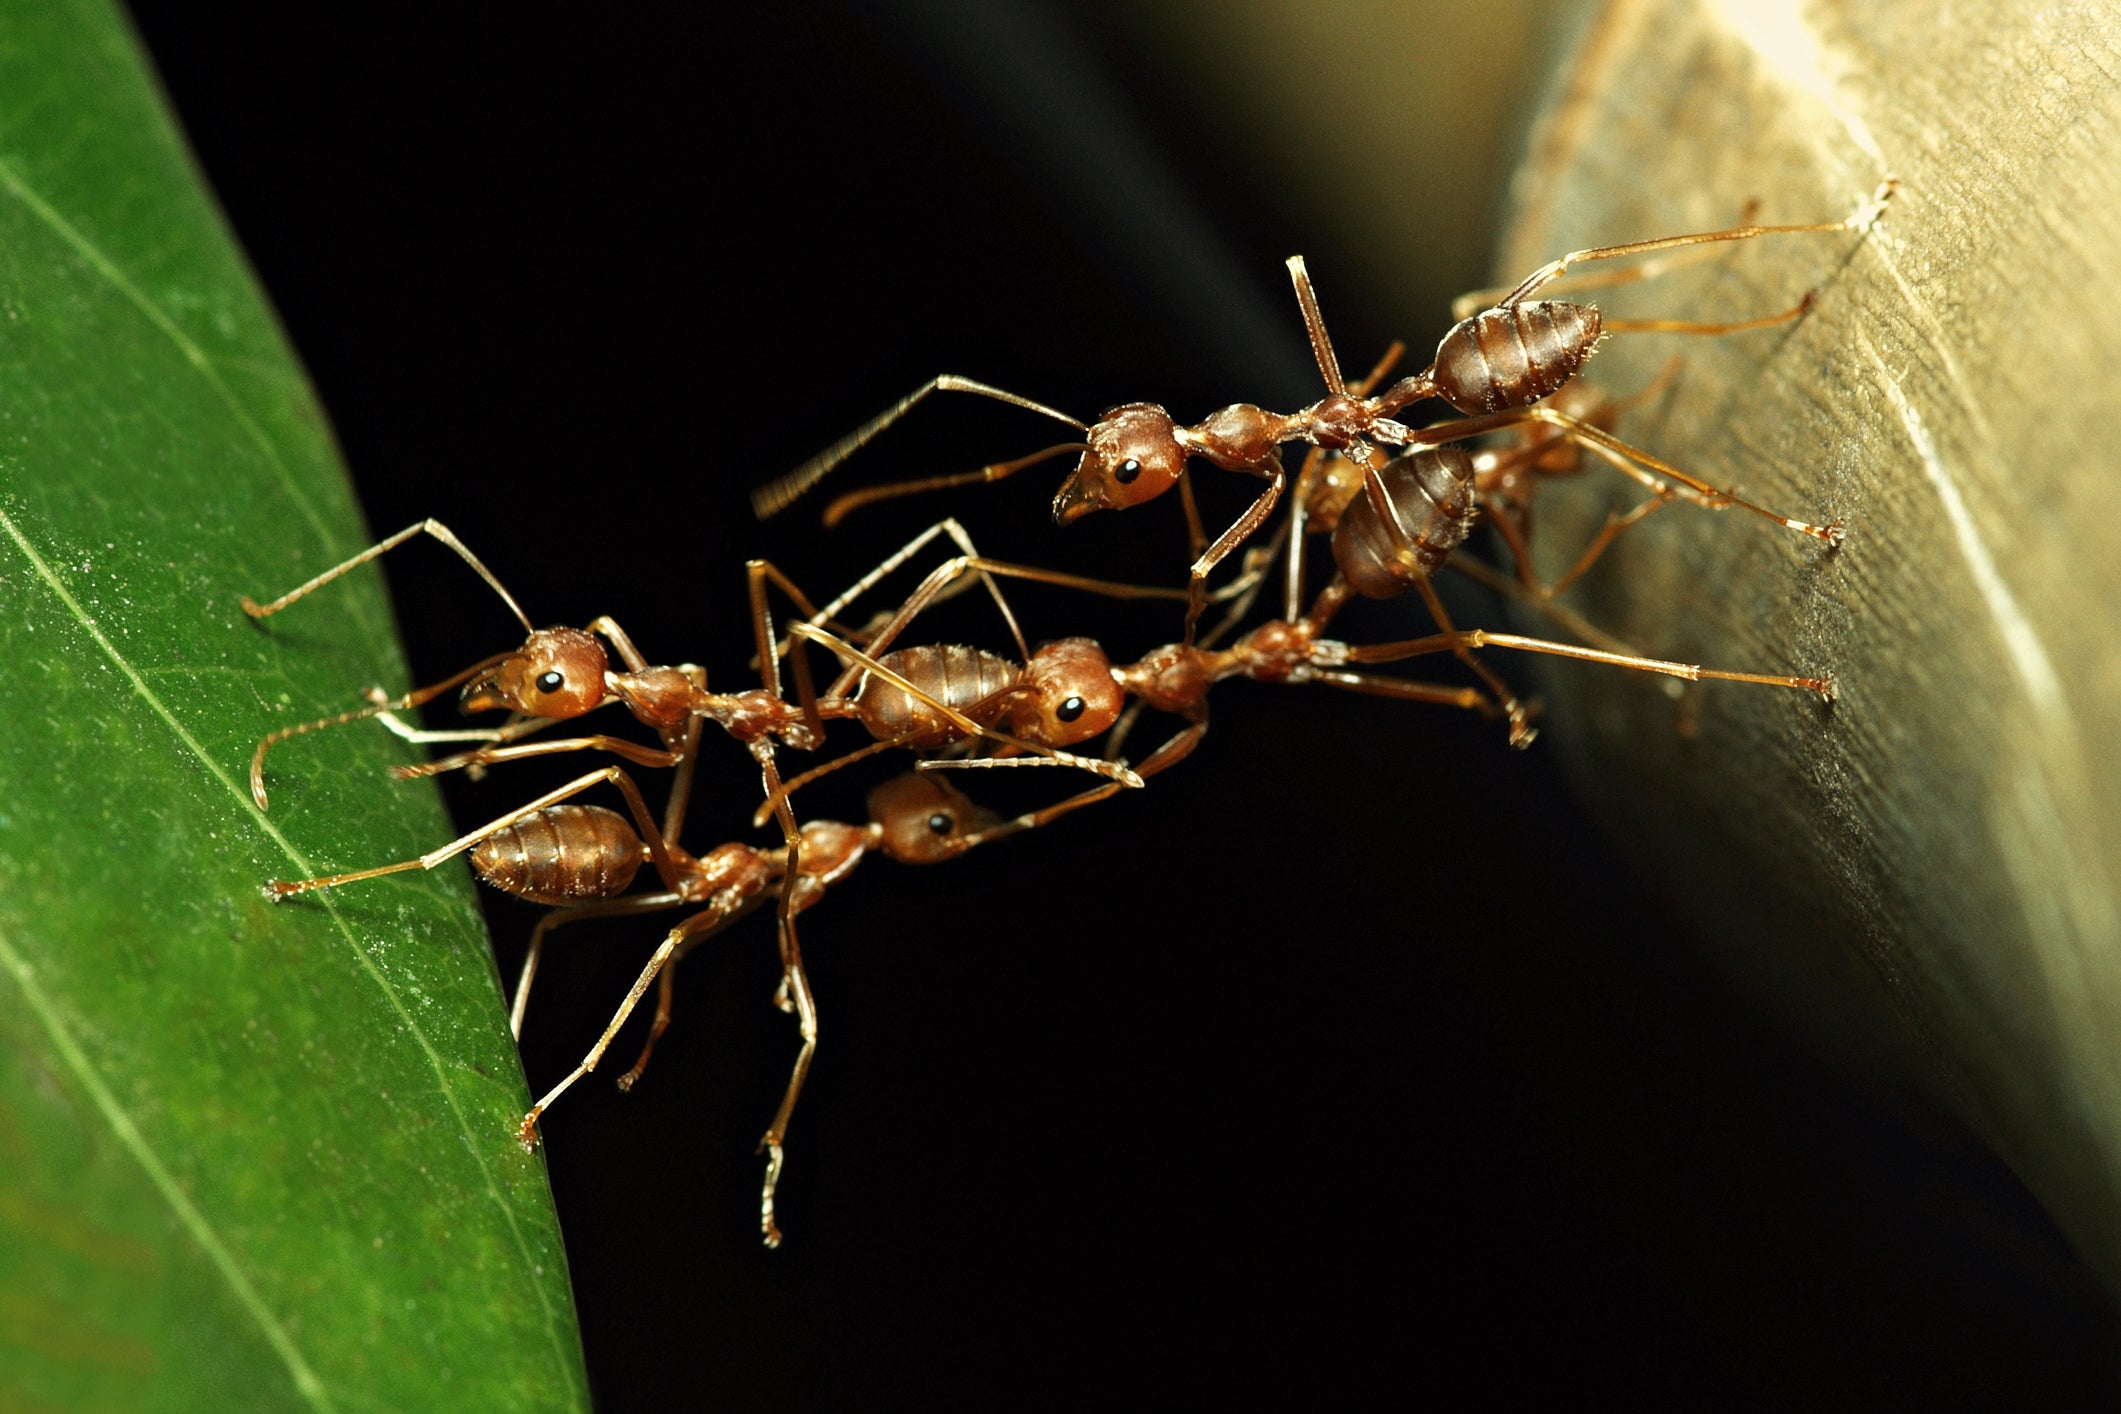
top-left (1051, 404), bottom-right (1187, 523)
top-left (458, 627), bottom-right (611, 719)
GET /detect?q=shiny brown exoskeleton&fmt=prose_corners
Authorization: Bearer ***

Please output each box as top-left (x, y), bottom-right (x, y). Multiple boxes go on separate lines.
top-left (756, 186), bottom-right (1893, 640)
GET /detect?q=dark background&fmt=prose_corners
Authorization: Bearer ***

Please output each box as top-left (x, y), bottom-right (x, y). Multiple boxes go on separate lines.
top-left (126, 3), bottom-right (2120, 1406)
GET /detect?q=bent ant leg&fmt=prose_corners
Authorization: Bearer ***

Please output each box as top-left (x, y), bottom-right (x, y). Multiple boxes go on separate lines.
top-left (808, 531), bottom-right (1190, 704)
top-left (1183, 460), bottom-right (1287, 644)
top-left (953, 714), bottom-right (1213, 845)
top-left (616, 894), bottom-right (769, 1092)
top-left (752, 746), bottom-right (818, 1250)
top-left (1543, 489), bottom-right (1675, 599)
top-left (1407, 577), bottom-right (1537, 748)
top-left (1283, 344), bottom-right (1408, 622)
top-left (1400, 405), bottom-right (1843, 546)
top-left (512, 890), bottom-right (685, 1040)
top-left (518, 905), bottom-right (734, 1150)
top-left (792, 517), bottom-right (1034, 665)
top-left (615, 964), bottom-right (679, 1094)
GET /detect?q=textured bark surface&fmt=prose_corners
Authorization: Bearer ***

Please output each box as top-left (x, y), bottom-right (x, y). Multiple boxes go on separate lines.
top-left (1479, 1), bottom-right (2121, 1287)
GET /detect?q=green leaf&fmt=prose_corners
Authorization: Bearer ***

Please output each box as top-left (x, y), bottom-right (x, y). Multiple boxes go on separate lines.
top-left (0, 5), bottom-right (587, 1409)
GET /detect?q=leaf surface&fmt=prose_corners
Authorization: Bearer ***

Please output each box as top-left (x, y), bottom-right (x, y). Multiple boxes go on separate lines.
top-left (0, 5), bottom-right (587, 1408)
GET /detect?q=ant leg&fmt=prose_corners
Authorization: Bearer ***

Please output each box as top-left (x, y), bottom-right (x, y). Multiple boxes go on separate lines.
top-left (747, 560), bottom-right (826, 746)
top-left (1448, 203), bottom-right (1766, 318)
top-left (1476, 486), bottom-right (1544, 594)
top-left (369, 698), bottom-right (549, 750)
top-left (753, 738), bottom-right (915, 827)
top-left (940, 719), bottom-right (1210, 852)
top-left (1543, 493), bottom-right (1674, 599)
top-left (513, 891), bottom-right (685, 1040)
top-left (1303, 667), bottom-right (1503, 716)
top-left (584, 615), bottom-right (653, 673)
top-left (242, 518), bottom-right (533, 632)
top-left (390, 734), bottom-right (684, 779)
top-left (1277, 346), bottom-right (1404, 622)
top-left (807, 520), bottom-right (1033, 681)
top-left (659, 688), bottom-right (707, 850)
top-left (1409, 577), bottom-right (1536, 747)
top-left (1602, 289), bottom-right (1814, 336)
top-left (264, 764), bottom-right (685, 901)
top-left (615, 964), bottom-right (679, 1092)
top-left (1185, 467), bottom-right (1287, 644)
top-left (1401, 406), bottom-right (1842, 546)
top-left (815, 543), bottom-right (1196, 702)
top-left (517, 906), bottom-right (733, 1149)
top-left (754, 373), bottom-right (1087, 521)
top-left (1442, 554), bottom-right (1644, 660)
top-left (1342, 628), bottom-right (1834, 700)
top-left (615, 911), bottom-right (743, 1091)
top-left (1176, 469), bottom-right (1210, 561)
top-left (796, 518), bottom-right (1030, 665)
top-left (754, 750), bottom-right (817, 1249)
top-left (1493, 182), bottom-right (1896, 308)
top-left (1198, 521), bottom-right (1286, 651)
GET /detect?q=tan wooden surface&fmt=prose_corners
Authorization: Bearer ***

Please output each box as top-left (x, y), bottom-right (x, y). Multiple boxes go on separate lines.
top-left (1473, 0), bottom-right (2121, 1289)
top-left (1109, 0), bottom-right (2121, 1294)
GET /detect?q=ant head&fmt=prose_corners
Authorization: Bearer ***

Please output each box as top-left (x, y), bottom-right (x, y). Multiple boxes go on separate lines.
top-left (1051, 404), bottom-right (1186, 523)
top-left (1011, 637), bottom-right (1123, 747)
top-left (460, 627), bottom-right (611, 719)
top-left (867, 773), bottom-right (1002, 865)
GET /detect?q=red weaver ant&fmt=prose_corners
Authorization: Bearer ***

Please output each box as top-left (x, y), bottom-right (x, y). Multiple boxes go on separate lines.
top-left (264, 760), bottom-right (1044, 1247)
top-left (756, 184), bottom-right (1893, 640)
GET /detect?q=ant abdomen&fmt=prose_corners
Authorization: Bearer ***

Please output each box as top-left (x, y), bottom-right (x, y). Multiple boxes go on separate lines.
top-left (861, 644), bottom-right (1022, 746)
top-left (470, 803), bottom-right (645, 906)
top-left (1432, 301), bottom-right (1602, 414)
top-left (1331, 445), bottom-right (1480, 599)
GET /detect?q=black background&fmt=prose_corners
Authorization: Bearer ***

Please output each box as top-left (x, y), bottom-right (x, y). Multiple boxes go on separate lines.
top-left (125, 3), bottom-right (2121, 1407)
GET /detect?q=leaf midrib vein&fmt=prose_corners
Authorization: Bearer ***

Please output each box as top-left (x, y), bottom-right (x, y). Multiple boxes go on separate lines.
top-left (0, 474), bottom-right (576, 1404)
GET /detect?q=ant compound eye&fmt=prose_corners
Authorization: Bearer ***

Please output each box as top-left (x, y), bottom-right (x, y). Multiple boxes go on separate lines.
top-left (927, 812), bottom-right (954, 835)
top-left (1113, 457), bottom-right (1142, 485)
top-left (1056, 695), bottom-right (1086, 723)
top-left (536, 670), bottom-right (566, 695)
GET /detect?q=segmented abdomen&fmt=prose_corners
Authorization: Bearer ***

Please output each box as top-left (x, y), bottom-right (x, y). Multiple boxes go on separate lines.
top-left (860, 644), bottom-right (1021, 746)
top-left (1330, 446), bottom-right (1480, 599)
top-left (1432, 301), bottom-right (1601, 414)
top-left (470, 803), bottom-right (644, 906)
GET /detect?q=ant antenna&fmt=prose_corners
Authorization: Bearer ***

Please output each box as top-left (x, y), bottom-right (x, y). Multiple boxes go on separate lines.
top-left (242, 519), bottom-right (534, 633)
top-left (249, 651), bottom-right (514, 810)
top-left (752, 375), bottom-right (1087, 521)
